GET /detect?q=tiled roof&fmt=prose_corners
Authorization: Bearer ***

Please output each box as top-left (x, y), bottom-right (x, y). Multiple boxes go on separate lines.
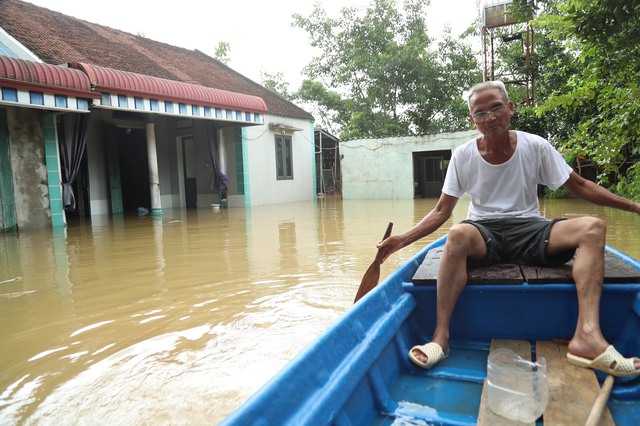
top-left (0, 0), bottom-right (313, 121)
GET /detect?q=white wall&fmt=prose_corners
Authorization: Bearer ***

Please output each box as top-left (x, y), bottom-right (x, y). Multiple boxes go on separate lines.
top-left (340, 130), bottom-right (479, 200)
top-left (244, 116), bottom-right (315, 207)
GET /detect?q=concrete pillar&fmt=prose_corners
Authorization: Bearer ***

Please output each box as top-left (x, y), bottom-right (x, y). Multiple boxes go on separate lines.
top-left (218, 128), bottom-right (227, 175)
top-left (146, 121), bottom-right (162, 215)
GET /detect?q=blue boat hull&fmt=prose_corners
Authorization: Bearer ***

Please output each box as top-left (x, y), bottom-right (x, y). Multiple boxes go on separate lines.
top-left (221, 236), bottom-right (640, 425)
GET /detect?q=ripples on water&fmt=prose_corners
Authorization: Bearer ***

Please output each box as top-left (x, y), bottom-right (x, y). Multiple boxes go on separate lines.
top-left (0, 197), bottom-right (638, 424)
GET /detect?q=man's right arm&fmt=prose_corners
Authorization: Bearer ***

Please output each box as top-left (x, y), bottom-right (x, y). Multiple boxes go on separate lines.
top-left (379, 193), bottom-right (459, 262)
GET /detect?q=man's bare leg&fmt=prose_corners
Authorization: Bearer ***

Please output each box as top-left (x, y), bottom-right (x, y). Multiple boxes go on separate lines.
top-left (547, 217), bottom-right (640, 370)
top-left (411, 223), bottom-right (487, 364)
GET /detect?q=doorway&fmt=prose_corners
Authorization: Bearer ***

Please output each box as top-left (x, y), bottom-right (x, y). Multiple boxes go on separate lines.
top-left (117, 128), bottom-right (150, 212)
top-left (413, 150), bottom-right (451, 198)
top-left (63, 154), bottom-right (90, 219)
top-left (181, 136), bottom-right (197, 208)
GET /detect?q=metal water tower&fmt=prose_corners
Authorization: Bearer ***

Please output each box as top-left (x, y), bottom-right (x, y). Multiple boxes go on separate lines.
top-left (482, 0), bottom-right (535, 105)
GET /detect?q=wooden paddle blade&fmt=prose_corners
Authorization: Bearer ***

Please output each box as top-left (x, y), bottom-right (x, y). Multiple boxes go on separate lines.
top-left (353, 263), bottom-right (381, 303)
top-left (354, 222), bottom-right (393, 303)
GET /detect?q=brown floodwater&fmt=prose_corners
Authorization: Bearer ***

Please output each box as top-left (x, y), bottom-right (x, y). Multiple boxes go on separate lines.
top-left (1, 197), bottom-right (639, 425)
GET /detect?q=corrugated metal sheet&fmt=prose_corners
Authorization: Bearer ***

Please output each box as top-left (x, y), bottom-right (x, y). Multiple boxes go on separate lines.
top-left (72, 62), bottom-right (268, 114)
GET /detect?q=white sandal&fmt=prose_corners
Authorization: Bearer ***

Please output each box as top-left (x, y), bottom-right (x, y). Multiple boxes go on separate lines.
top-left (567, 345), bottom-right (640, 377)
top-left (408, 342), bottom-right (448, 369)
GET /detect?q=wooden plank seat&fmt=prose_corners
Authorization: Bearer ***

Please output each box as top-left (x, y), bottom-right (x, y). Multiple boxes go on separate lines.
top-left (412, 247), bottom-right (640, 285)
top-left (477, 339), bottom-right (615, 425)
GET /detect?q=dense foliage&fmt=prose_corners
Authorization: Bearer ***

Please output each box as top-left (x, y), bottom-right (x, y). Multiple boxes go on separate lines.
top-left (616, 163), bottom-right (640, 203)
top-left (291, 0), bottom-right (481, 139)
top-left (511, 0), bottom-right (640, 184)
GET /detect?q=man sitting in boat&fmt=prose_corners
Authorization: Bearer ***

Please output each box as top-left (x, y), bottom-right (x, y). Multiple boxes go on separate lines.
top-left (378, 80), bottom-right (640, 378)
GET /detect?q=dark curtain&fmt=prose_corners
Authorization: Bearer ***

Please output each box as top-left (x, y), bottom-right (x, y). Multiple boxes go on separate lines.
top-left (207, 122), bottom-right (227, 197)
top-left (59, 113), bottom-right (89, 211)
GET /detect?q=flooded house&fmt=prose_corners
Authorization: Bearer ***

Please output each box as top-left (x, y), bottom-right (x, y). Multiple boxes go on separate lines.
top-left (0, 0), bottom-right (315, 230)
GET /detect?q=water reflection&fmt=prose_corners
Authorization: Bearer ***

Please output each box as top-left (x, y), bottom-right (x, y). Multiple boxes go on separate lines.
top-left (0, 197), bottom-right (638, 424)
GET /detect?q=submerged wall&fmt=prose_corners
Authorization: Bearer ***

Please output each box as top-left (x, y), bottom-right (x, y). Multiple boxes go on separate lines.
top-left (340, 130), bottom-right (479, 200)
top-left (4, 106), bottom-right (317, 229)
top-left (6, 108), bottom-right (52, 229)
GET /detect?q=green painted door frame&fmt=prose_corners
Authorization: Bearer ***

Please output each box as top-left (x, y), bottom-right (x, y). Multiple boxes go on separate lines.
top-left (42, 115), bottom-right (65, 227)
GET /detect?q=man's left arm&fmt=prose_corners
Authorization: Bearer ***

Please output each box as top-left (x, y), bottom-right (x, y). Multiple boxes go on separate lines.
top-left (563, 172), bottom-right (640, 214)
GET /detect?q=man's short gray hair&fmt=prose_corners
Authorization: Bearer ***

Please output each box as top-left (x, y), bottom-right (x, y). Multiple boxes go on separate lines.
top-left (463, 81), bottom-right (510, 110)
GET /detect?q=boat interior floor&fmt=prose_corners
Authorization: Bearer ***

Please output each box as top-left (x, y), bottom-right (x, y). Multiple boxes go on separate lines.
top-left (374, 339), bottom-right (639, 425)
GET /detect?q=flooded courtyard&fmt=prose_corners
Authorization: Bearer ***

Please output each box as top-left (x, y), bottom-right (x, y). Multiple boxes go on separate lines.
top-left (1, 197), bottom-right (639, 425)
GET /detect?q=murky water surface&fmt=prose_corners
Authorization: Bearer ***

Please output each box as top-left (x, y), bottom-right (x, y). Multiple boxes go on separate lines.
top-left (1, 197), bottom-right (639, 425)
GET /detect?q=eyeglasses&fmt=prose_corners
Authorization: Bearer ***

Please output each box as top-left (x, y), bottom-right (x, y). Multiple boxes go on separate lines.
top-left (471, 105), bottom-right (509, 122)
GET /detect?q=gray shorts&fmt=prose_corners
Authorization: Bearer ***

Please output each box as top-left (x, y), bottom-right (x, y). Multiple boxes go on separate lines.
top-left (461, 217), bottom-right (576, 267)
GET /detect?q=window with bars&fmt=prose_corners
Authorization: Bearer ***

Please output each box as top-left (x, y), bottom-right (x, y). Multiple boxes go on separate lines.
top-left (275, 135), bottom-right (293, 180)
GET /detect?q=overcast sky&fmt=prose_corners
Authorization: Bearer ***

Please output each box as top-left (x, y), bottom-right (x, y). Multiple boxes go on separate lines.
top-left (24, 0), bottom-right (480, 87)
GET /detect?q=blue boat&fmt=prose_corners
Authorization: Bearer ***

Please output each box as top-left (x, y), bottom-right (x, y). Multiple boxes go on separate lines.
top-left (220, 236), bottom-right (640, 425)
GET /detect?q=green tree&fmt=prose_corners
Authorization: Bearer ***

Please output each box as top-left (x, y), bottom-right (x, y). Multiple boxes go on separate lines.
top-left (293, 0), bottom-right (480, 139)
top-left (616, 163), bottom-right (640, 202)
top-left (410, 26), bottom-right (482, 133)
top-left (214, 41), bottom-right (231, 65)
top-left (512, 0), bottom-right (640, 182)
top-left (260, 71), bottom-right (293, 100)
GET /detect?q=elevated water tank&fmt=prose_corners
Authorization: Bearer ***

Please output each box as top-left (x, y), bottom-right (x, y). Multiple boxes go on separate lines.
top-left (483, 0), bottom-right (517, 27)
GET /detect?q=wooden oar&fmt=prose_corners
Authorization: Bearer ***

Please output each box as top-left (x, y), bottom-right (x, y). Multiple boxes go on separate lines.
top-left (354, 222), bottom-right (393, 303)
top-left (584, 374), bottom-right (614, 426)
